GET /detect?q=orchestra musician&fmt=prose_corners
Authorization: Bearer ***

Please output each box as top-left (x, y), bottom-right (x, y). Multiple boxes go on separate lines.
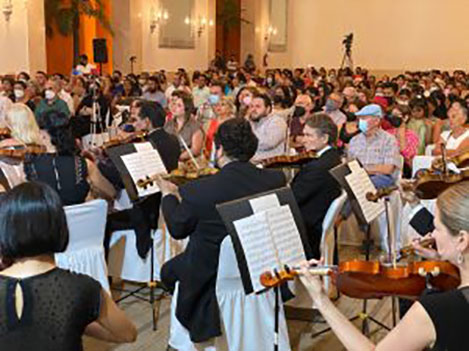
top-left (290, 113), bottom-right (342, 258)
top-left (104, 101), bottom-right (180, 258)
top-left (154, 118), bottom-right (286, 343)
top-left (299, 181), bottom-right (469, 351)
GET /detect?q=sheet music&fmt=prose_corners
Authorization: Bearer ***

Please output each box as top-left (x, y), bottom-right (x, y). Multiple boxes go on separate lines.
top-left (233, 212), bottom-right (279, 293)
top-left (267, 205), bottom-right (306, 267)
top-left (249, 193), bottom-right (281, 213)
top-left (121, 142), bottom-right (168, 198)
top-left (345, 169), bottom-right (384, 223)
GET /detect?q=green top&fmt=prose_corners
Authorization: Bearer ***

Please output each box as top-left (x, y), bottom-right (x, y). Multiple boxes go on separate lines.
top-left (34, 98), bottom-right (71, 121)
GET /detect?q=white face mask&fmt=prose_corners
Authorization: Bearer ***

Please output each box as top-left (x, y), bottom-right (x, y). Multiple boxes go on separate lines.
top-left (242, 95), bottom-right (252, 106)
top-left (14, 89), bottom-right (25, 99)
top-left (45, 89), bottom-right (56, 100)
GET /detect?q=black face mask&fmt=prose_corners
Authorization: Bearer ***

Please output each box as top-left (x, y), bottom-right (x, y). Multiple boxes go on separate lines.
top-left (346, 112), bottom-right (357, 122)
top-left (384, 96), bottom-right (395, 106)
top-left (387, 114), bottom-right (403, 128)
top-left (273, 95), bottom-right (284, 105)
top-left (293, 106), bottom-right (306, 118)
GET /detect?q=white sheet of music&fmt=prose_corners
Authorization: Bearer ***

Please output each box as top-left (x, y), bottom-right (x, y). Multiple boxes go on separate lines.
top-left (267, 205), bottom-right (306, 268)
top-left (249, 193), bottom-right (281, 213)
top-left (121, 142), bottom-right (168, 198)
top-left (233, 204), bottom-right (306, 293)
top-left (345, 167), bottom-right (384, 223)
top-left (233, 212), bottom-right (279, 293)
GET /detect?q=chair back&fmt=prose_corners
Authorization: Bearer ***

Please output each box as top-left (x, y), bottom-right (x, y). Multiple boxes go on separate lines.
top-left (320, 192), bottom-right (347, 294)
top-left (55, 199), bottom-right (109, 291)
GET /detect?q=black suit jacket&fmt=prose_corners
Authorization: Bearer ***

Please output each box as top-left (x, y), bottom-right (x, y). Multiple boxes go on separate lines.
top-left (161, 161), bottom-right (286, 342)
top-left (410, 206), bottom-right (435, 236)
top-left (290, 148), bottom-right (342, 258)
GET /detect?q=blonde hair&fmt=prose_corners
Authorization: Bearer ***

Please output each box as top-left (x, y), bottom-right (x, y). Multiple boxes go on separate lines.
top-left (5, 103), bottom-right (42, 145)
top-left (437, 181), bottom-right (469, 236)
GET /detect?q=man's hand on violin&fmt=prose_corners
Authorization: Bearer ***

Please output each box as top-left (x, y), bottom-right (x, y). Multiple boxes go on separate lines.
top-left (411, 234), bottom-right (441, 260)
top-left (154, 175), bottom-right (180, 198)
top-left (398, 179), bottom-right (420, 206)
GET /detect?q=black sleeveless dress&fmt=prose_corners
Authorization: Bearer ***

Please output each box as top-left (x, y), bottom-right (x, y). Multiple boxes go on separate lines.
top-left (24, 154), bottom-right (90, 206)
top-left (0, 268), bottom-right (101, 351)
top-left (419, 287), bottom-right (469, 351)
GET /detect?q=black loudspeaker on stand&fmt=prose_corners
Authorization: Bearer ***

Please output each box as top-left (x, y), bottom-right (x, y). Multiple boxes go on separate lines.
top-left (93, 38), bottom-right (108, 74)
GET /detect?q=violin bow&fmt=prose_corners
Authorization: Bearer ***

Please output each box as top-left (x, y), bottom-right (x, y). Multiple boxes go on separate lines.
top-left (179, 135), bottom-right (200, 171)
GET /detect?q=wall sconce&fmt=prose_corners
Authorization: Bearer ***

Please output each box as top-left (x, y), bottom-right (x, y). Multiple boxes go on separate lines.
top-left (150, 7), bottom-right (169, 34)
top-left (264, 25), bottom-right (278, 42)
top-left (185, 16), bottom-right (214, 38)
top-left (2, 0), bottom-right (13, 22)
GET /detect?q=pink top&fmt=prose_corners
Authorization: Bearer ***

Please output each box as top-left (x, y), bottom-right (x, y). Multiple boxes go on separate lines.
top-left (387, 128), bottom-right (420, 163)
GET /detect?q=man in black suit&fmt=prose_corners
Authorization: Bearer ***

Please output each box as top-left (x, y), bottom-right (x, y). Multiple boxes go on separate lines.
top-left (104, 101), bottom-right (181, 258)
top-left (155, 118), bottom-right (286, 343)
top-left (290, 113), bottom-right (342, 258)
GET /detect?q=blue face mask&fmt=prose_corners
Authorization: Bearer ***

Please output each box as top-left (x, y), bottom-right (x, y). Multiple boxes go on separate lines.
top-left (325, 99), bottom-right (337, 112)
top-left (209, 94), bottom-right (220, 105)
top-left (358, 119), bottom-right (368, 134)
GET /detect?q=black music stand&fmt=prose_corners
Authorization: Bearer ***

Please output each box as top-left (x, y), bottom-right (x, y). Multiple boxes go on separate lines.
top-left (217, 187), bottom-right (312, 351)
top-left (107, 142), bottom-right (165, 331)
top-left (306, 161), bottom-right (394, 337)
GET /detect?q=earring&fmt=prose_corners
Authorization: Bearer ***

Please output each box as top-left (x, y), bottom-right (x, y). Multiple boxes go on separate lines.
top-left (457, 253), bottom-right (465, 265)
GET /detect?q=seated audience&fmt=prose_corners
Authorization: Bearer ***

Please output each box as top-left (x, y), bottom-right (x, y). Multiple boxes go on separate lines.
top-left (433, 99), bottom-right (469, 156)
top-left (249, 93), bottom-right (287, 162)
top-left (35, 80), bottom-right (71, 121)
top-left (0, 182), bottom-right (136, 350)
top-left (348, 104), bottom-right (401, 188)
top-left (165, 91), bottom-right (204, 162)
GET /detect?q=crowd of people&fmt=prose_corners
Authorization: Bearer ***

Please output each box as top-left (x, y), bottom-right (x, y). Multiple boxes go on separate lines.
top-left (0, 53), bottom-right (468, 350)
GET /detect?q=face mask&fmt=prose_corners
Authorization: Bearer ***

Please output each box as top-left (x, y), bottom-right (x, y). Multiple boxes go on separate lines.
top-left (346, 112), bottom-right (357, 122)
top-left (325, 99), bottom-right (338, 112)
top-left (293, 106), bottom-right (306, 118)
top-left (384, 96), bottom-right (394, 106)
top-left (209, 94), bottom-right (220, 105)
top-left (267, 77), bottom-right (273, 85)
top-left (358, 119), bottom-right (369, 134)
top-left (45, 89), bottom-right (56, 100)
top-left (139, 79), bottom-right (146, 86)
top-left (396, 99), bottom-right (409, 106)
top-left (14, 89), bottom-right (24, 99)
top-left (242, 95), bottom-right (252, 106)
top-left (273, 95), bottom-right (284, 105)
top-left (387, 114), bottom-right (403, 128)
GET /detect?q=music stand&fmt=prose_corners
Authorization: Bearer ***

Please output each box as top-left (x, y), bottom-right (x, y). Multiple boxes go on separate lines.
top-left (217, 187), bottom-right (312, 351)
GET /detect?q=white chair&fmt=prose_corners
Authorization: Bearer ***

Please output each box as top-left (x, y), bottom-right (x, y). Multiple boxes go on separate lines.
top-left (168, 236), bottom-right (291, 351)
top-left (320, 191), bottom-right (347, 293)
top-left (412, 155), bottom-right (435, 178)
top-left (55, 199), bottom-right (110, 292)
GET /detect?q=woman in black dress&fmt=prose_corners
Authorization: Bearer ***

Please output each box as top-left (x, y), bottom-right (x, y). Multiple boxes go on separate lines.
top-left (0, 182), bottom-right (136, 350)
top-left (300, 181), bottom-right (469, 351)
top-left (25, 110), bottom-right (116, 205)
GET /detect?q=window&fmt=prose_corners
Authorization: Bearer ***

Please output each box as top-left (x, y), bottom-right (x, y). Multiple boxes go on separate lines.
top-left (268, 0), bottom-right (288, 52)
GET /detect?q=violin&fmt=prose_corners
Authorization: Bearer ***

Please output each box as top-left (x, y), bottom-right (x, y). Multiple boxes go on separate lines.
top-left (260, 151), bottom-right (318, 169)
top-left (102, 131), bottom-right (147, 149)
top-left (0, 145), bottom-right (47, 160)
top-left (433, 150), bottom-right (469, 171)
top-left (137, 167), bottom-right (219, 188)
top-left (260, 260), bottom-right (461, 299)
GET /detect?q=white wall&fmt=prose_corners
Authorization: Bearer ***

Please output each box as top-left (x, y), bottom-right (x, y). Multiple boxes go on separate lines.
top-left (244, 0), bottom-right (469, 74)
top-left (0, 0), bottom-right (46, 74)
top-left (112, 0), bottom-right (215, 73)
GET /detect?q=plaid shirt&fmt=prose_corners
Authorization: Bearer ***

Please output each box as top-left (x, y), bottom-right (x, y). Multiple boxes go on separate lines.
top-left (348, 129), bottom-right (401, 170)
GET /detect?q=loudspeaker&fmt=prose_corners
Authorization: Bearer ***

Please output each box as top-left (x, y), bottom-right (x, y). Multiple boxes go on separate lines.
top-left (93, 38), bottom-right (108, 64)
